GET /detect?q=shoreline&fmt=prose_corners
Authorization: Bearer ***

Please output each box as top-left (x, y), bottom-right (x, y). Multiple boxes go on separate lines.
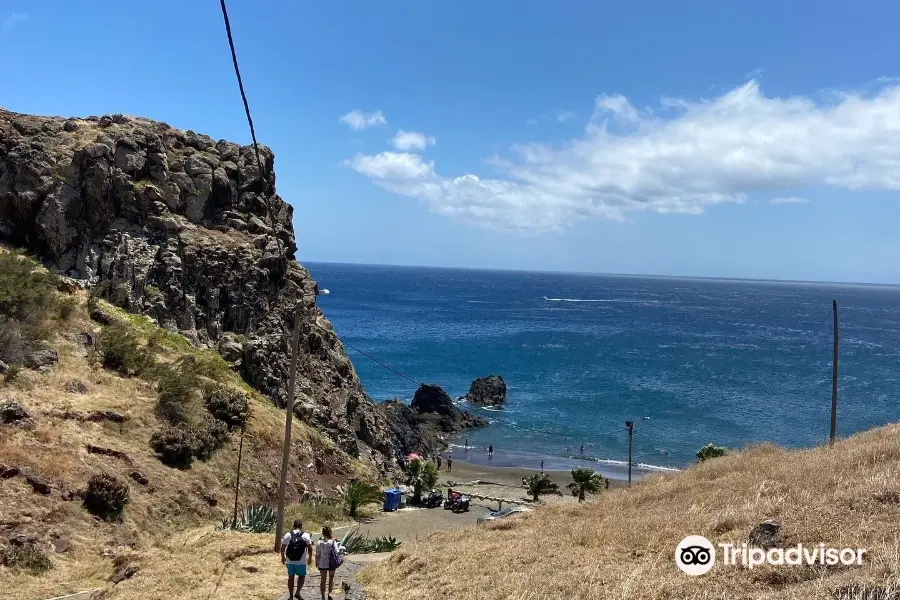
top-left (437, 459), bottom-right (627, 490)
top-left (439, 441), bottom-right (679, 482)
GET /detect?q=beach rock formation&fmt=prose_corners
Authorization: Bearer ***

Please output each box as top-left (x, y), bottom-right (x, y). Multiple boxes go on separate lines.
top-left (465, 375), bottom-right (507, 406)
top-left (411, 383), bottom-right (488, 432)
top-left (0, 108), bottom-right (416, 470)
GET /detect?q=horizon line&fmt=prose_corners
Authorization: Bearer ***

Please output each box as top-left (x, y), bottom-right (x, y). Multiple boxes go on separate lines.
top-left (299, 259), bottom-right (900, 289)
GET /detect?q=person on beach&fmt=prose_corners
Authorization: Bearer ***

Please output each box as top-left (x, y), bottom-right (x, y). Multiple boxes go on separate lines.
top-left (580, 443), bottom-right (584, 454)
top-left (464, 437), bottom-right (468, 449)
top-left (605, 479), bottom-right (610, 490)
top-left (281, 519), bottom-right (313, 599)
top-left (316, 525), bottom-right (343, 600)
top-left (540, 460), bottom-right (544, 473)
top-left (488, 444), bottom-right (494, 457)
top-left (447, 457), bottom-right (453, 472)
top-left (437, 455), bottom-right (442, 470)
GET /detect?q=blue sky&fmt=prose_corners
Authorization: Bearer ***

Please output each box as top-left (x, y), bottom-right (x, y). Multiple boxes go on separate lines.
top-left (3, 1), bottom-right (900, 283)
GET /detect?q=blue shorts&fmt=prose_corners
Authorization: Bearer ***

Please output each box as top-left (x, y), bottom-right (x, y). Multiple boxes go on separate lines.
top-left (286, 563), bottom-right (307, 577)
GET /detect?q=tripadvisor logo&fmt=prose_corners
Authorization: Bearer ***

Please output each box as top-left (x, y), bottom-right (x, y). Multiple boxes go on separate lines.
top-left (675, 535), bottom-right (716, 576)
top-left (675, 535), bottom-right (867, 576)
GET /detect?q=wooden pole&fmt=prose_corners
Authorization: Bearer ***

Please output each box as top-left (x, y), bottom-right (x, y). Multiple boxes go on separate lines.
top-left (829, 299), bottom-right (839, 447)
top-left (625, 421), bottom-right (634, 485)
top-left (274, 302), bottom-right (303, 551)
top-left (231, 420), bottom-right (246, 528)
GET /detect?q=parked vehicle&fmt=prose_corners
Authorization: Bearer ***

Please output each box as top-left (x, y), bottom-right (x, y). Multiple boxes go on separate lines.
top-left (444, 490), bottom-right (470, 513)
top-left (476, 506), bottom-right (532, 524)
top-left (423, 490), bottom-right (443, 508)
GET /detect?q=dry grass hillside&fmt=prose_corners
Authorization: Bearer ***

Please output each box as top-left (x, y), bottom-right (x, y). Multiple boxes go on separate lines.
top-left (0, 251), bottom-right (375, 599)
top-left (362, 428), bottom-right (900, 599)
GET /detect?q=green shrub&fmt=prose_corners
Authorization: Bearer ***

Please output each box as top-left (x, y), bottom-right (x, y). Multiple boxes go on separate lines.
top-left (204, 387), bottom-right (250, 429)
top-left (155, 368), bottom-right (201, 425)
top-left (697, 443), bottom-right (729, 462)
top-left (0, 252), bottom-right (63, 366)
top-left (84, 473), bottom-right (130, 519)
top-left (150, 426), bottom-right (194, 467)
top-left (1, 543), bottom-right (52, 574)
top-left (98, 325), bottom-right (154, 376)
top-left (0, 252), bottom-right (60, 330)
top-left (190, 416), bottom-right (230, 461)
top-left (57, 296), bottom-right (78, 320)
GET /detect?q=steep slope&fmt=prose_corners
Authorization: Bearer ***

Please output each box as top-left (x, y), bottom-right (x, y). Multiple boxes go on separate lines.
top-left (0, 108), bottom-right (400, 470)
top-left (0, 259), bottom-right (372, 599)
top-left (361, 427), bottom-right (900, 599)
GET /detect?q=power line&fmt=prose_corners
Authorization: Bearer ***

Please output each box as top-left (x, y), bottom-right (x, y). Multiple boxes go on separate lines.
top-left (218, 0), bottom-right (284, 257)
top-left (218, 0), bottom-right (266, 188)
top-left (342, 340), bottom-right (422, 387)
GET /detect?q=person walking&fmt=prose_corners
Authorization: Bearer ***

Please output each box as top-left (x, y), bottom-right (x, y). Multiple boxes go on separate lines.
top-left (436, 455), bottom-right (442, 470)
top-left (447, 457), bottom-right (453, 472)
top-left (464, 437), bottom-right (468, 449)
top-left (488, 444), bottom-right (494, 458)
top-left (280, 519), bottom-right (313, 599)
top-left (316, 525), bottom-right (344, 600)
top-left (540, 459), bottom-right (544, 473)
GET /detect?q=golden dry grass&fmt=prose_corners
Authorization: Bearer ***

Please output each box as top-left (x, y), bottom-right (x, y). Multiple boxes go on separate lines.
top-left (0, 291), bottom-right (373, 600)
top-left (361, 431), bottom-right (900, 600)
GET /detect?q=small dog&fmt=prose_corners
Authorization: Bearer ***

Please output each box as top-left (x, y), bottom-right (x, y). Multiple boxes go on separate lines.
top-left (342, 581), bottom-right (351, 594)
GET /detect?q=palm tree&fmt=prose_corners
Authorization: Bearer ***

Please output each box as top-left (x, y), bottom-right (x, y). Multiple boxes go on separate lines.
top-left (338, 480), bottom-right (384, 518)
top-left (566, 467), bottom-right (604, 502)
top-left (525, 473), bottom-right (561, 502)
top-left (405, 455), bottom-right (439, 505)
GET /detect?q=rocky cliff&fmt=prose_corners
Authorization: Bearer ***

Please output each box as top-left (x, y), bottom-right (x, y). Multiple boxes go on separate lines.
top-left (0, 108), bottom-right (401, 470)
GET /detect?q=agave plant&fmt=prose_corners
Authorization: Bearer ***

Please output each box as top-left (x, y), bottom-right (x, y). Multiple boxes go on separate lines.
top-left (340, 524), bottom-right (402, 554)
top-left (217, 503), bottom-right (276, 533)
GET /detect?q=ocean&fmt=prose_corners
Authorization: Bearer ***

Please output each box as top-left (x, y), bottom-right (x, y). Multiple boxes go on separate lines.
top-left (306, 262), bottom-right (900, 480)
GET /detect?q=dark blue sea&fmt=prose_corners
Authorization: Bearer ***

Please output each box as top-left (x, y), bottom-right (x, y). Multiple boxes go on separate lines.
top-left (306, 263), bottom-right (900, 480)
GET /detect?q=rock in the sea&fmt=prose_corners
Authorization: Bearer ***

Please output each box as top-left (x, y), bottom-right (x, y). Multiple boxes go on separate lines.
top-left (411, 384), bottom-right (457, 418)
top-left (0, 399), bottom-right (31, 425)
top-left (465, 375), bottom-right (507, 406)
top-left (410, 384), bottom-right (488, 433)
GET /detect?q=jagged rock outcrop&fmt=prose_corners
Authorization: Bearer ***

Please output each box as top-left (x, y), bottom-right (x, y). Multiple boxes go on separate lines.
top-left (464, 375), bottom-right (507, 406)
top-left (410, 384), bottom-right (488, 432)
top-left (0, 108), bottom-right (406, 469)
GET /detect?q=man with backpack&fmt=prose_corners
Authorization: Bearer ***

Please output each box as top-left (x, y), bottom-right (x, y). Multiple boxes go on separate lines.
top-left (281, 519), bottom-right (313, 599)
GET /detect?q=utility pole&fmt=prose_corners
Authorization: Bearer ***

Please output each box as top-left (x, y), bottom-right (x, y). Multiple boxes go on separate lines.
top-left (625, 421), bottom-right (634, 485)
top-left (829, 299), bottom-right (839, 448)
top-left (231, 420), bottom-right (247, 529)
top-left (274, 302), bottom-right (303, 551)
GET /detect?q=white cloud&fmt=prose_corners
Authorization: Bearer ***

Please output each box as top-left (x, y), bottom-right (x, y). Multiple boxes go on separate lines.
top-left (556, 110), bottom-right (576, 123)
top-left (347, 152), bottom-right (435, 180)
top-left (339, 110), bottom-right (387, 131)
top-left (770, 196), bottom-right (811, 205)
top-left (347, 80), bottom-right (900, 232)
top-left (390, 130), bottom-right (436, 151)
top-left (1, 11), bottom-right (28, 32)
